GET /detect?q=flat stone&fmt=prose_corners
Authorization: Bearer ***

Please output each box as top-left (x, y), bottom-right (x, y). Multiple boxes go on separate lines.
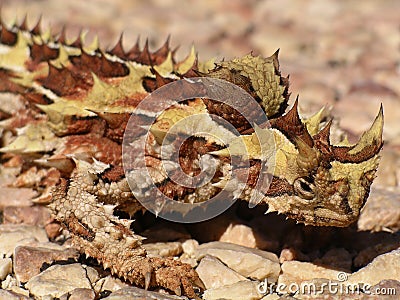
top-left (348, 249), bottom-right (400, 286)
top-left (260, 294), bottom-right (280, 300)
top-left (278, 260), bottom-right (350, 292)
top-left (3, 206), bottom-right (52, 226)
top-left (374, 149), bottom-right (399, 187)
top-left (25, 263), bottom-right (98, 299)
top-left (195, 241), bottom-right (280, 282)
top-left (94, 275), bottom-right (131, 294)
top-left (196, 255), bottom-right (246, 289)
top-left (279, 248), bottom-right (297, 263)
top-left (14, 244), bottom-right (79, 282)
top-left (180, 239), bottom-right (199, 267)
top-left (358, 187), bottom-right (400, 232)
top-left (181, 239), bottom-right (199, 256)
top-left (0, 289), bottom-right (30, 300)
top-left (0, 187), bottom-right (36, 210)
top-left (219, 222), bottom-right (276, 250)
top-left (102, 286), bottom-right (188, 299)
top-left (0, 224), bottom-right (48, 257)
top-left (203, 280), bottom-right (264, 300)
top-left (1, 275), bottom-right (30, 298)
top-left (279, 247), bottom-right (310, 264)
top-left (0, 258), bottom-right (12, 280)
top-left (143, 242), bottom-right (183, 257)
top-left (62, 288), bottom-right (96, 300)
top-left (1, 274), bottom-right (17, 289)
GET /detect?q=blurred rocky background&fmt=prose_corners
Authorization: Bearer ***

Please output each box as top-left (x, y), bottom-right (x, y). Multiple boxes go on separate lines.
top-left (0, 1), bottom-right (399, 299)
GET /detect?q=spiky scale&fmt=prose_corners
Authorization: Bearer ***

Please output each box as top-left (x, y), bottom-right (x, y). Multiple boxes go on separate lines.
top-left (0, 17), bottom-right (384, 299)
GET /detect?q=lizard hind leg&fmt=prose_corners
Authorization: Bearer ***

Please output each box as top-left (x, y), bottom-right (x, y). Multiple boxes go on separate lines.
top-left (49, 158), bottom-right (203, 299)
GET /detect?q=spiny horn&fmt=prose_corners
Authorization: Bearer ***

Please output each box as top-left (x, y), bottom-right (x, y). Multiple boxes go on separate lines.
top-left (270, 97), bottom-right (314, 147)
top-left (295, 135), bottom-right (320, 173)
top-left (109, 32), bottom-right (126, 58)
top-left (30, 15), bottom-right (42, 35)
top-left (313, 120), bottom-right (333, 158)
top-left (333, 104), bottom-right (383, 163)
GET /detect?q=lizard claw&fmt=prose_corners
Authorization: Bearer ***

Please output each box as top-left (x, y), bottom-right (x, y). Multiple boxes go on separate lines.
top-left (145, 257), bottom-right (204, 299)
top-left (144, 270), bottom-right (151, 290)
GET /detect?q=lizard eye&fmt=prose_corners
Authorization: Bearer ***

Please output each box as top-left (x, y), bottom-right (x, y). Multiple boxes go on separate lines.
top-left (294, 178), bottom-right (315, 200)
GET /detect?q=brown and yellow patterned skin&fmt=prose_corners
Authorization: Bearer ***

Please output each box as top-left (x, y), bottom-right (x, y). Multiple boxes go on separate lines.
top-left (0, 18), bottom-right (383, 298)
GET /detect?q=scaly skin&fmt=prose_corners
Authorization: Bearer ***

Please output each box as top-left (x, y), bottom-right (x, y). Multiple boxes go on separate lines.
top-left (0, 18), bottom-right (383, 297)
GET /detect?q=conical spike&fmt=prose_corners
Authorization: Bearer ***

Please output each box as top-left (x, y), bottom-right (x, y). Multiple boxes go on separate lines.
top-left (152, 35), bottom-right (170, 64)
top-left (212, 180), bottom-right (227, 189)
top-left (348, 104), bottom-right (384, 156)
top-left (271, 96), bottom-right (314, 147)
top-left (8, 16), bottom-right (17, 28)
top-left (19, 14), bottom-right (28, 31)
top-left (79, 30), bottom-right (89, 47)
top-left (171, 44), bottom-right (180, 62)
top-left (152, 67), bottom-right (174, 88)
top-left (85, 34), bottom-right (99, 52)
top-left (0, 20), bottom-right (17, 45)
top-left (109, 32), bottom-right (126, 57)
top-left (295, 135), bottom-right (315, 157)
top-left (136, 38), bottom-right (152, 65)
top-left (314, 119), bottom-right (332, 145)
top-left (332, 105), bottom-right (383, 162)
top-left (91, 72), bottom-right (109, 90)
top-left (30, 40), bottom-right (59, 63)
top-left (80, 47), bottom-right (94, 66)
top-left (99, 50), bottom-right (114, 75)
top-left (265, 206), bottom-right (276, 214)
top-left (295, 135), bottom-right (320, 173)
top-left (30, 15), bottom-right (42, 35)
top-left (153, 49), bottom-right (173, 72)
top-left (144, 271), bottom-right (151, 290)
top-left (41, 62), bottom-right (79, 96)
top-left (98, 50), bottom-right (129, 77)
top-left (70, 29), bottom-right (83, 48)
top-left (179, 53), bottom-right (200, 78)
top-left (174, 286), bottom-right (182, 296)
top-left (286, 96), bottom-right (301, 125)
top-left (176, 44), bottom-right (196, 74)
top-left (126, 35), bottom-right (141, 59)
top-left (304, 106), bottom-right (328, 136)
top-left (96, 112), bottom-right (128, 128)
top-left (103, 204), bottom-right (117, 215)
top-left (271, 48), bottom-right (280, 69)
top-left (57, 26), bottom-right (67, 44)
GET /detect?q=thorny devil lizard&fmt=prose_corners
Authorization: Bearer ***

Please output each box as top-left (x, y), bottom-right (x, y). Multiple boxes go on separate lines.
top-left (0, 18), bottom-right (383, 298)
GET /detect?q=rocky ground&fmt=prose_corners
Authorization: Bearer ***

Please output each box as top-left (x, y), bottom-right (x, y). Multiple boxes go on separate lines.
top-left (0, 0), bottom-right (400, 299)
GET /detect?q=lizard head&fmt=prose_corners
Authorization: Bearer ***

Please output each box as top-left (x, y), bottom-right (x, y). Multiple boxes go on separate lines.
top-left (264, 101), bottom-right (384, 227)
